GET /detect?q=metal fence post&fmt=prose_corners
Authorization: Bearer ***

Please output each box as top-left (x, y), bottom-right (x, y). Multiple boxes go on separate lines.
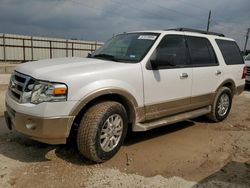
top-left (22, 39), bottom-right (26, 61)
top-left (49, 41), bottom-right (52, 59)
top-left (66, 40), bottom-right (68, 57)
top-left (3, 34), bottom-right (6, 61)
top-left (31, 36), bottom-right (34, 61)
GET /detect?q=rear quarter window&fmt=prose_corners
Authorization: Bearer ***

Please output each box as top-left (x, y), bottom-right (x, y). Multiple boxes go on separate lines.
top-left (215, 39), bottom-right (244, 65)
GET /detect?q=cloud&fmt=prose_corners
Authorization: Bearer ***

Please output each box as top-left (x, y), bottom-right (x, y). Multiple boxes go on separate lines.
top-left (0, 0), bottom-right (249, 49)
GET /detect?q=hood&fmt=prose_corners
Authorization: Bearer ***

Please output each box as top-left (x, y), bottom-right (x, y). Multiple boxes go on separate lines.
top-left (15, 57), bottom-right (123, 82)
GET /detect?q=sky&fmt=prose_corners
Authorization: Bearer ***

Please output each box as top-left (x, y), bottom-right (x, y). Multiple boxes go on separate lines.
top-left (0, 0), bottom-right (249, 50)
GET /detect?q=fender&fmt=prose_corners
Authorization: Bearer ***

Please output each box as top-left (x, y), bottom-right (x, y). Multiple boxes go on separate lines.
top-left (216, 79), bottom-right (236, 94)
top-left (69, 87), bottom-right (145, 123)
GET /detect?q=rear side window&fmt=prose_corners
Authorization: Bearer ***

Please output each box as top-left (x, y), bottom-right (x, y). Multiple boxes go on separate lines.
top-left (215, 39), bottom-right (244, 65)
top-left (187, 36), bottom-right (217, 66)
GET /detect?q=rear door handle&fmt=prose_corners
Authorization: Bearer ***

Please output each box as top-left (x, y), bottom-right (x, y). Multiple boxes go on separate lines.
top-left (215, 70), bottom-right (222, 75)
top-left (180, 73), bottom-right (188, 79)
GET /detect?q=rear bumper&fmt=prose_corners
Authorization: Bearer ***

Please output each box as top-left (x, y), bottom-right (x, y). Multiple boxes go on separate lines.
top-left (4, 105), bottom-right (74, 144)
top-left (236, 84), bottom-right (245, 95)
top-left (246, 75), bottom-right (250, 82)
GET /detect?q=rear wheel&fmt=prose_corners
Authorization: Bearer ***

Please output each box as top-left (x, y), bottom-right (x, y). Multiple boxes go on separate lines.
top-left (77, 101), bottom-right (128, 162)
top-left (207, 87), bottom-right (232, 122)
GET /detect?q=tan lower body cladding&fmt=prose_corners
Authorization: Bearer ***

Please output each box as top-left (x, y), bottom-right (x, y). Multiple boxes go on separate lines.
top-left (139, 93), bottom-right (215, 122)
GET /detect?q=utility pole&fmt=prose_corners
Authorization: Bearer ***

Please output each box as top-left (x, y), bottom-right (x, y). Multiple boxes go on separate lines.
top-left (243, 28), bottom-right (250, 55)
top-left (206, 10), bottom-right (211, 32)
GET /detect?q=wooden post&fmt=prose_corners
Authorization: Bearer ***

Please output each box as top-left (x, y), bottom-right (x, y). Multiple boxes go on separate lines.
top-left (72, 42), bottom-right (74, 57)
top-left (243, 28), bottom-right (250, 55)
top-left (206, 10), bottom-right (211, 32)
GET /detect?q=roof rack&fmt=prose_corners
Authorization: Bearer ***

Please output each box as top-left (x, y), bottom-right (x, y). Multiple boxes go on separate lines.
top-left (165, 28), bottom-right (225, 37)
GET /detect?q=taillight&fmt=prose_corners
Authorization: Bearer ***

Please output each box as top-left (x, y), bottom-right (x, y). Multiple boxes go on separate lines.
top-left (242, 65), bottom-right (247, 79)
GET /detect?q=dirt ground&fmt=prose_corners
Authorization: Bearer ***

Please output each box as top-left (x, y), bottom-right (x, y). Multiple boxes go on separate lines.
top-left (0, 83), bottom-right (249, 188)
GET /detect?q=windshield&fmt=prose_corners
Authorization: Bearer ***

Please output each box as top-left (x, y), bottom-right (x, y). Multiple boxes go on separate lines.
top-left (245, 53), bottom-right (250, 61)
top-left (91, 33), bottom-right (159, 62)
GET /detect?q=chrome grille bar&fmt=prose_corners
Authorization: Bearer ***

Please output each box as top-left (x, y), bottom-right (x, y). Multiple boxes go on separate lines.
top-left (8, 71), bottom-right (31, 102)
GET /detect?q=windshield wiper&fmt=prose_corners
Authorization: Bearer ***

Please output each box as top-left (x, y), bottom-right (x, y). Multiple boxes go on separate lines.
top-left (92, 54), bottom-right (120, 62)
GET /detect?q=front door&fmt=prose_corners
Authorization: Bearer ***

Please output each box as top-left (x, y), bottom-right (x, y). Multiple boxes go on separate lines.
top-left (142, 34), bottom-right (193, 121)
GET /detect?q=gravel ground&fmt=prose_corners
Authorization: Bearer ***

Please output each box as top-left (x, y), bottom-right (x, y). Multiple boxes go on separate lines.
top-left (0, 81), bottom-right (250, 188)
top-left (84, 169), bottom-right (196, 188)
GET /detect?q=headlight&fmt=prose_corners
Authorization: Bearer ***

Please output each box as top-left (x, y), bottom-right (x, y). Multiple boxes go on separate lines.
top-left (30, 81), bottom-right (67, 104)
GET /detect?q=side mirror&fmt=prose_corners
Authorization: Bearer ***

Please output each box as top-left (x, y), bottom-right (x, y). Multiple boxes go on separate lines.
top-left (149, 52), bottom-right (158, 69)
top-left (150, 49), bottom-right (176, 69)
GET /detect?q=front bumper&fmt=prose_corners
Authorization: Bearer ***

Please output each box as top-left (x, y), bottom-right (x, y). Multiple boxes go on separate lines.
top-left (4, 89), bottom-right (78, 144)
top-left (5, 104), bottom-right (74, 144)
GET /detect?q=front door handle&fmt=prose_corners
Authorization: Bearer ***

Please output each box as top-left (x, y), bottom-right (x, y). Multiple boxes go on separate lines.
top-left (215, 70), bottom-right (222, 75)
top-left (180, 73), bottom-right (188, 79)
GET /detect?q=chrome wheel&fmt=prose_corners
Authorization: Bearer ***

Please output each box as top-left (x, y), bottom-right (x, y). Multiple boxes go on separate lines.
top-left (100, 114), bottom-right (123, 152)
top-left (217, 93), bottom-right (230, 117)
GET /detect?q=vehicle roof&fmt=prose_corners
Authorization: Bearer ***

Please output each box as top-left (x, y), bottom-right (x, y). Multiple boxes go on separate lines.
top-left (126, 30), bottom-right (234, 41)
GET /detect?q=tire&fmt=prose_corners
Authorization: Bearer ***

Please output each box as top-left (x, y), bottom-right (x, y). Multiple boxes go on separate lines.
top-left (206, 87), bottom-right (232, 122)
top-left (77, 101), bottom-right (128, 162)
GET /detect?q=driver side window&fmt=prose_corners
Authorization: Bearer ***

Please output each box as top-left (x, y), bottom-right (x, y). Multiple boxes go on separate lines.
top-left (155, 35), bottom-right (188, 68)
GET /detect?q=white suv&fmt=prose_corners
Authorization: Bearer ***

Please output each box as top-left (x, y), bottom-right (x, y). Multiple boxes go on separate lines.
top-left (244, 53), bottom-right (250, 84)
top-left (4, 28), bottom-right (246, 162)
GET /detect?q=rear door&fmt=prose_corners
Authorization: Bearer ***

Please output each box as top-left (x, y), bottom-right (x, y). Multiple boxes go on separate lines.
top-left (185, 35), bottom-right (223, 107)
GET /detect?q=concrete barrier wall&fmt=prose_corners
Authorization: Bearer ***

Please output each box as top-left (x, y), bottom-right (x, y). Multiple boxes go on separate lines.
top-left (0, 33), bottom-right (103, 63)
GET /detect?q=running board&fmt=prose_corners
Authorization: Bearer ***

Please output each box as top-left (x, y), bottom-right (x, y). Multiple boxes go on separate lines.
top-left (133, 106), bottom-right (211, 131)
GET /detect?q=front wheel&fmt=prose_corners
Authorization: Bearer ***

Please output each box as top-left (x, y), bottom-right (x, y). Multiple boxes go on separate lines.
top-left (207, 87), bottom-right (232, 122)
top-left (77, 101), bottom-right (128, 162)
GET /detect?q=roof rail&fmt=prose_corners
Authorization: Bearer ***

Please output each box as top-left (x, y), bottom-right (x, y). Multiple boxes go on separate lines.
top-left (165, 28), bottom-right (225, 37)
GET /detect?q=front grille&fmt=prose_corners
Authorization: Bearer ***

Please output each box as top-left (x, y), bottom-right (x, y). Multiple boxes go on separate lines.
top-left (247, 66), bottom-right (250, 76)
top-left (8, 71), bottom-right (34, 103)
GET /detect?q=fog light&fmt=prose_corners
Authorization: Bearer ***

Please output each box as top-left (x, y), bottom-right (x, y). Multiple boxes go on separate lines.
top-left (26, 121), bottom-right (36, 130)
